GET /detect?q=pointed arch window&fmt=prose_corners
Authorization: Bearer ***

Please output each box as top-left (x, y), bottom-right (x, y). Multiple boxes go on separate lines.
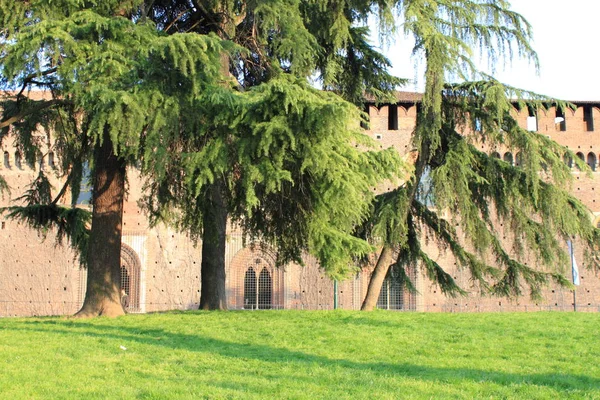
top-left (243, 266), bottom-right (273, 309)
top-left (120, 244), bottom-right (141, 312)
top-left (574, 152), bottom-right (585, 171)
top-left (515, 152), bottom-right (524, 167)
top-left (258, 268), bottom-right (272, 309)
top-left (587, 153), bottom-right (597, 171)
top-left (564, 153), bottom-right (573, 168)
top-left (244, 267), bottom-right (257, 309)
top-left (14, 151), bottom-right (22, 169)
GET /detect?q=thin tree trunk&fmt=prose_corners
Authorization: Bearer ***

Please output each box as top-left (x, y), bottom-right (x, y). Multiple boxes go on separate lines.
top-left (361, 143), bottom-right (429, 311)
top-left (199, 180), bottom-right (228, 310)
top-left (361, 246), bottom-right (395, 311)
top-left (75, 133), bottom-right (126, 318)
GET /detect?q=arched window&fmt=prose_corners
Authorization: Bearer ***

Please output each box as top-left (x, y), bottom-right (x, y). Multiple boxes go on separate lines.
top-left (564, 153), bottom-right (573, 168)
top-left (515, 152), bottom-right (524, 167)
top-left (503, 152), bottom-right (513, 165)
top-left (232, 247), bottom-right (283, 310)
top-left (47, 152), bottom-right (55, 168)
top-left (120, 244), bottom-right (141, 312)
top-left (244, 267), bottom-right (257, 309)
top-left (576, 152), bottom-right (585, 170)
top-left (14, 151), bottom-right (22, 169)
top-left (27, 155), bottom-right (35, 169)
top-left (3, 151), bottom-right (9, 169)
top-left (587, 153), bottom-right (597, 171)
top-left (243, 266), bottom-right (274, 309)
top-left (491, 152), bottom-right (501, 159)
top-left (258, 268), bottom-right (272, 309)
top-left (377, 266), bottom-right (404, 310)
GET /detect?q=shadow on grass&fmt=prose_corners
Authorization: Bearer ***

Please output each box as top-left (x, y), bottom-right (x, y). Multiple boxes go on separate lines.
top-left (5, 318), bottom-right (599, 394)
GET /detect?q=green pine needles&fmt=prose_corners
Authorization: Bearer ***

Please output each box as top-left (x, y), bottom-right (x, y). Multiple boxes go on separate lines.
top-left (1, 0), bottom-right (599, 314)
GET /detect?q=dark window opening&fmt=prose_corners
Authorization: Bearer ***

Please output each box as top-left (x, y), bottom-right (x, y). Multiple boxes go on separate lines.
top-left (587, 153), bottom-right (597, 171)
top-left (244, 266), bottom-right (273, 309)
top-left (388, 104), bottom-right (398, 130)
top-left (564, 153), bottom-right (573, 168)
top-left (14, 152), bottom-right (22, 169)
top-left (3, 151), bottom-right (9, 168)
top-left (360, 105), bottom-right (370, 130)
top-left (576, 152), bottom-right (585, 169)
top-left (27, 155), bottom-right (35, 169)
top-left (244, 267), bottom-right (257, 309)
top-left (258, 268), bottom-right (272, 309)
top-left (503, 152), bottom-right (514, 165)
top-left (584, 106), bottom-right (594, 132)
top-left (120, 245), bottom-right (141, 312)
top-left (515, 152), bottom-right (524, 167)
top-left (555, 108), bottom-right (566, 131)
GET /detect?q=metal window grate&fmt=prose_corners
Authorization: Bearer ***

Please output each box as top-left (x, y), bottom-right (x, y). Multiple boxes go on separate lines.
top-left (120, 265), bottom-right (131, 309)
top-left (377, 266), bottom-right (405, 310)
top-left (119, 244), bottom-right (141, 312)
top-left (258, 268), bottom-right (272, 310)
top-left (244, 267), bottom-right (257, 309)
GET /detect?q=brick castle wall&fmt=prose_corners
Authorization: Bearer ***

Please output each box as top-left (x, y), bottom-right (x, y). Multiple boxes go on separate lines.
top-left (1, 95), bottom-right (599, 316)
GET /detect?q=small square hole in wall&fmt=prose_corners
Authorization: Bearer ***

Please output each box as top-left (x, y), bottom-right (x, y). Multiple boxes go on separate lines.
top-left (375, 134), bottom-right (383, 140)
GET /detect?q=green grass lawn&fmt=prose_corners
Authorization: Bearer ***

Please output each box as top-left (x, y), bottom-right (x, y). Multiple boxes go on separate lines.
top-left (0, 311), bottom-right (598, 399)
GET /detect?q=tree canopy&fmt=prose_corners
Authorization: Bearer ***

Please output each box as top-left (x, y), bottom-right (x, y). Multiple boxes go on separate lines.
top-left (0, 0), bottom-right (405, 314)
top-left (1, 0), bottom-right (598, 315)
top-left (360, 0), bottom-right (600, 309)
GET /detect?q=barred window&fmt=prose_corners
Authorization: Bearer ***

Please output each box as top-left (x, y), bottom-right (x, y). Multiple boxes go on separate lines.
top-left (244, 267), bottom-right (257, 309)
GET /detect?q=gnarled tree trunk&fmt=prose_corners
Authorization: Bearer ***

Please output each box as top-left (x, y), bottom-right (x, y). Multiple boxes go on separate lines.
top-left (199, 180), bottom-right (228, 310)
top-left (75, 134), bottom-right (126, 318)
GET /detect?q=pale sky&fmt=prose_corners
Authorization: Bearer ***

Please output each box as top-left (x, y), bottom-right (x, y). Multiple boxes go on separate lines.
top-left (382, 0), bottom-right (600, 101)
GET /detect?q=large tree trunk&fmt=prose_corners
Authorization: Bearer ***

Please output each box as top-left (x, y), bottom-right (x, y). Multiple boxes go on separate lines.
top-left (361, 246), bottom-right (395, 311)
top-left (75, 134), bottom-right (126, 318)
top-left (199, 180), bottom-right (228, 310)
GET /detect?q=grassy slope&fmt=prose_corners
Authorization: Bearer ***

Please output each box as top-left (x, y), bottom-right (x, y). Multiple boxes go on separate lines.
top-left (0, 311), bottom-right (598, 399)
